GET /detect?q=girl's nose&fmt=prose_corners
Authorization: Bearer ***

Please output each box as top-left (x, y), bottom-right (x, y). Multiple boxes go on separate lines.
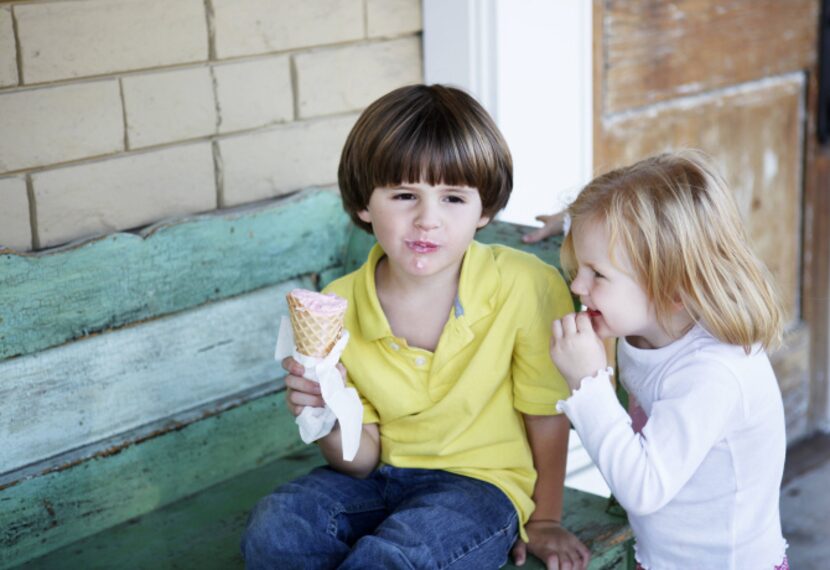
top-left (570, 274), bottom-right (588, 296)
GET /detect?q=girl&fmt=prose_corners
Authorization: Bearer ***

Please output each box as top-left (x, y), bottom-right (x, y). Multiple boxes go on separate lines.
top-left (550, 150), bottom-right (788, 569)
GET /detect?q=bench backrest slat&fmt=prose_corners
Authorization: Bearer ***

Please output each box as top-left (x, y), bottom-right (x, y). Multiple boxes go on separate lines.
top-left (0, 189), bottom-right (350, 360)
top-left (0, 279), bottom-right (308, 477)
top-left (0, 391), bottom-right (305, 568)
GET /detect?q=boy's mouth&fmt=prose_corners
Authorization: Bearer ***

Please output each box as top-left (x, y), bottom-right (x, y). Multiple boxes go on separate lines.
top-left (406, 240), bottom-right (439, 254)
top-left (586, 309), bottom-right (602, 318)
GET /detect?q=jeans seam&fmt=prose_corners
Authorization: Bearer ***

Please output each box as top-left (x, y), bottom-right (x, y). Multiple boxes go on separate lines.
top-left (325, 500), bottom-right (387, 539)
top-left (441, 510), bottom-right (518, 569)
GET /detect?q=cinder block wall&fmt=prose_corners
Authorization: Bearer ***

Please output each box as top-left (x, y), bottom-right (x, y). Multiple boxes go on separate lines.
top-left (0, 0), bottom-right (422, 251)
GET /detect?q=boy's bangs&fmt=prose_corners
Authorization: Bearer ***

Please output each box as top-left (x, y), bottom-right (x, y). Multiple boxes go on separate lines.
top-left (372, 125), bottom-right (485, 190)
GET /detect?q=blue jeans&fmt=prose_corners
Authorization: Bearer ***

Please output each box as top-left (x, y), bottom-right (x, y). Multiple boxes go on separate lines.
top-left (240, 465), bottom-right (519, 569)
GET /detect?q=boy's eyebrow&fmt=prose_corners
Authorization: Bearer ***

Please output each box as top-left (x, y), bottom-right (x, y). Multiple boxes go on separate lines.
top-left (392, 183), bottom-right (477, 192)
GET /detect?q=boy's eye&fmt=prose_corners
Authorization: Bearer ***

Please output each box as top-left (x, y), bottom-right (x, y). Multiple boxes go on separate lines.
top-left (392, 193), bottom-right (416, 200)
top-left (593, 269), bottom-right (605, 279)
top-left (445, 195), bottom-right (466, 204)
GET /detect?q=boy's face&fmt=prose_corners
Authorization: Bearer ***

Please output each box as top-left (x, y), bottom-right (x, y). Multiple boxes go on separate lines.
top-left (568, 218), bottom-right (670, 349)
top-left (357, 181), bottom-right (490, 280)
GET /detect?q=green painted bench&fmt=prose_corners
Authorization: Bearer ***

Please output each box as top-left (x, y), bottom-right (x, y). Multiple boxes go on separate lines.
top-left (0, 188), bottom-right (632, 570)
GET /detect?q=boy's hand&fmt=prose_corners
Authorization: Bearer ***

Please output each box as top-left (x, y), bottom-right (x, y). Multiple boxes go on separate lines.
top-left (282, 356), bottom-right (339, 416)
top-left (511, 521), bottom-right (590, 570)
top-left (550, 312), bottom-right (607, 392)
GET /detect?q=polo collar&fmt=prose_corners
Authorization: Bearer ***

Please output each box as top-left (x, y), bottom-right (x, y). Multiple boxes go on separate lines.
top-left (353, 241), bottom-right (500, 343)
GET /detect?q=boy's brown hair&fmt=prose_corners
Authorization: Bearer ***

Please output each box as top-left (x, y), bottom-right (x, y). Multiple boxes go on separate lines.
top-left (338, 84), bottom-right (513, 233)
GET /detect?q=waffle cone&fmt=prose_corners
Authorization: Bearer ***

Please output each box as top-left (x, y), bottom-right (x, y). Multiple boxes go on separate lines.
top-left (286, 293), bottom-right (346, 358)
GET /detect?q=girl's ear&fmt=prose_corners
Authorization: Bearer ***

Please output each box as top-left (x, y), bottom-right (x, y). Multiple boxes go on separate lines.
top-left (476, 215), bottom-right (491, 229)
top-left (357, 209), bottom-right (372, 224)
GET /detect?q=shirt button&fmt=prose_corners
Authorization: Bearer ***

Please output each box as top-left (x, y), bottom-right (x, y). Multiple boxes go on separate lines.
top-left (389, 342), bottom-right (400, 351)
top-left (414, 356), bottom-right (426, 366)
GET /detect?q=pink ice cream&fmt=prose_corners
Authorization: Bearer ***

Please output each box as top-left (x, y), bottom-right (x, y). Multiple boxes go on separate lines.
top-left (288, 289), bottom-right (348, 316)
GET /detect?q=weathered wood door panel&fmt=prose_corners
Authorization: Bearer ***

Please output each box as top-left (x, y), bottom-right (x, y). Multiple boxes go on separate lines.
top-left (594, 0), bottom-right (825, 441)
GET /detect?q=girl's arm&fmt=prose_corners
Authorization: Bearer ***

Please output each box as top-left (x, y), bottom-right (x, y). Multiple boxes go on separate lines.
top-left (550, 313), bottom-right (741, 515)
top-left (558, 363), bottom-right (740, 516)
top-left (513, 413), bottom-right (590, 569)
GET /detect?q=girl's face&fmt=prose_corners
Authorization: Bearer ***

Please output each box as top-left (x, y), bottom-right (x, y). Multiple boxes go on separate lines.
top-left (568, 218), bottom-right (675, 349)
top-left (357, 181), bottom-right (490, 281)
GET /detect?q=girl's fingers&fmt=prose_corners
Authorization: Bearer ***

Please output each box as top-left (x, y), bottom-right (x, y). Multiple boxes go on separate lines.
top-left (575, 311), bottom-right (594, 333)
top-left (561, 313), bottom-right (578, 335)
top-left (552, 319), bottom-right (564, 339)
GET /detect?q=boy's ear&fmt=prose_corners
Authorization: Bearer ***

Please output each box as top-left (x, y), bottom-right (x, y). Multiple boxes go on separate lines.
top-left (357, 209), bottom-right (372, 224)
top-left (476, 215), bottom-right (491, 229)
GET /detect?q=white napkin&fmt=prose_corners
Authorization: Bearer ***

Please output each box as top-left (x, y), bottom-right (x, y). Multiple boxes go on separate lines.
top-left (274, 316), bottom-right (363, 461)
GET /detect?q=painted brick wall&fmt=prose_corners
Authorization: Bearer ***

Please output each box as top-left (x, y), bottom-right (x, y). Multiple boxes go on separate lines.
top-left (0, 0), bottom-right (423, 250)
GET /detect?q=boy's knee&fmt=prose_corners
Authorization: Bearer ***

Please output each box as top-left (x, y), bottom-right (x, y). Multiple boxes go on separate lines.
top-left (341, 534), bottom-right (431, 570)
top-left (241, 494), bottom-right (302, 561)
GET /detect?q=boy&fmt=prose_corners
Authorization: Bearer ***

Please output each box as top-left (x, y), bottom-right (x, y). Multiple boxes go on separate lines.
top-left (241, 85), bottom-right (589, 569)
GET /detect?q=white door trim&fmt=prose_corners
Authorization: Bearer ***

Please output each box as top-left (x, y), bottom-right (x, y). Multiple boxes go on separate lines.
top-left (423, 0), bottom-right (593, 224)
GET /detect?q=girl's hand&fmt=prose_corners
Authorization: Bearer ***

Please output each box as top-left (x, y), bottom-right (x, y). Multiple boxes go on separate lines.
top-left (282, 356), bottom-right (328, 416)
top-left (511, 520), bottom-right (590, 570)
top-left (550, 312), bottom-right (607, 391)
top-left (522, 213), bottom-right (567, 243)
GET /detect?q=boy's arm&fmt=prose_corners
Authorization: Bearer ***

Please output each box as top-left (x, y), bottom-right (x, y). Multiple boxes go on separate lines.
top-left (524, 413), bottom-right (568, 521)
top-left (283, 357), bottom-right (381, 479)
top-left (514, 413), bottom-right (590, 569)
top-left (317, 421), bottom-right (380, 479)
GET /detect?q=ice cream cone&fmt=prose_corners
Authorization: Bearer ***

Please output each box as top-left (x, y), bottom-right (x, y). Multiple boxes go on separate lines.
top-left (285, 289), bottom-right (347, 358)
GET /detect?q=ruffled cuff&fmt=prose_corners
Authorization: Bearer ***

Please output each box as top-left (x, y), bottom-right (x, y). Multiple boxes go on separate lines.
top-left (556, 367), bottom-right (616, 414)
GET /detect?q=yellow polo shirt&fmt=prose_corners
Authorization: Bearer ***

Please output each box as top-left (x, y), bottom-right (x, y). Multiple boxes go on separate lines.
top-left (323, 240), bottom-right (573, 535)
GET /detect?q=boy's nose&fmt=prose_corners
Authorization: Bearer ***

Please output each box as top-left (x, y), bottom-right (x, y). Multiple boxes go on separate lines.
top-left (414, 204), bottom-right (440, 230)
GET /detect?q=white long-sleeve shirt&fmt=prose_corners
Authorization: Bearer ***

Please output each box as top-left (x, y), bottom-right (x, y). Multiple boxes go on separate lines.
top-left (557, 325), bottom-right (787, 569)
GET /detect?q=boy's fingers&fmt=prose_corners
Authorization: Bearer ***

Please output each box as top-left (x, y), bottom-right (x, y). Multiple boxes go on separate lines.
top-left (552, 319), bottom-right (564, 339)
top-left (579, 546), bottom-right (591, 569)
top-left (511, 540), bottom-right (527, 565)
top-left (283, 390), bottom-right (304, 417)
top-left (546, 553), bottom-right (560, 570)
top-left (281, 356), bottom-right (304, 376)
top-left (287, 389), bottom-right (323, 409)
top-left (284, 374), bottom-right (321, 395)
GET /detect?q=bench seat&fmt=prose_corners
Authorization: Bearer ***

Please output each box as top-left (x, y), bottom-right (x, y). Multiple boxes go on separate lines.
top-left (20, 447), bottom-right (632, 570)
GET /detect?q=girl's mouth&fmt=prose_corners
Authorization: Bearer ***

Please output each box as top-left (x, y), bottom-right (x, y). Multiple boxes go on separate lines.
top-left (406, 240), bottom-right (439, 254)
top-left (587, 309), bottom-right (602, 318)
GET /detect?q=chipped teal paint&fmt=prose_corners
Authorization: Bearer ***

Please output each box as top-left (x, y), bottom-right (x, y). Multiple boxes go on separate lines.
top-left (0, 392), bottom-right (305, 569)
top-left (0, 188), bottom-right (352, 361)
top-left (0, 278), bottom-right (311, 475)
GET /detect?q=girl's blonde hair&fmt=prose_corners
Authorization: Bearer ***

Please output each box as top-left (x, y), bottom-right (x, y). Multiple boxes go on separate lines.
top-left (561, 150), bottom-right (783, 351)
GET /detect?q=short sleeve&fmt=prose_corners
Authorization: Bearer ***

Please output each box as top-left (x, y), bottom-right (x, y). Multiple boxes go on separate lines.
top-left (512, 266), bottom-right (574, 415)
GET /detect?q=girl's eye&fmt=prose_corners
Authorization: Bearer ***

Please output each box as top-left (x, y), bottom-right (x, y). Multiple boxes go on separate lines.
top-left (593, 269), bottom-right (605, 279)
top-left (445, 195), bottom-right (465, 204)
top-left (392, 193), bottom-right (416, 201)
